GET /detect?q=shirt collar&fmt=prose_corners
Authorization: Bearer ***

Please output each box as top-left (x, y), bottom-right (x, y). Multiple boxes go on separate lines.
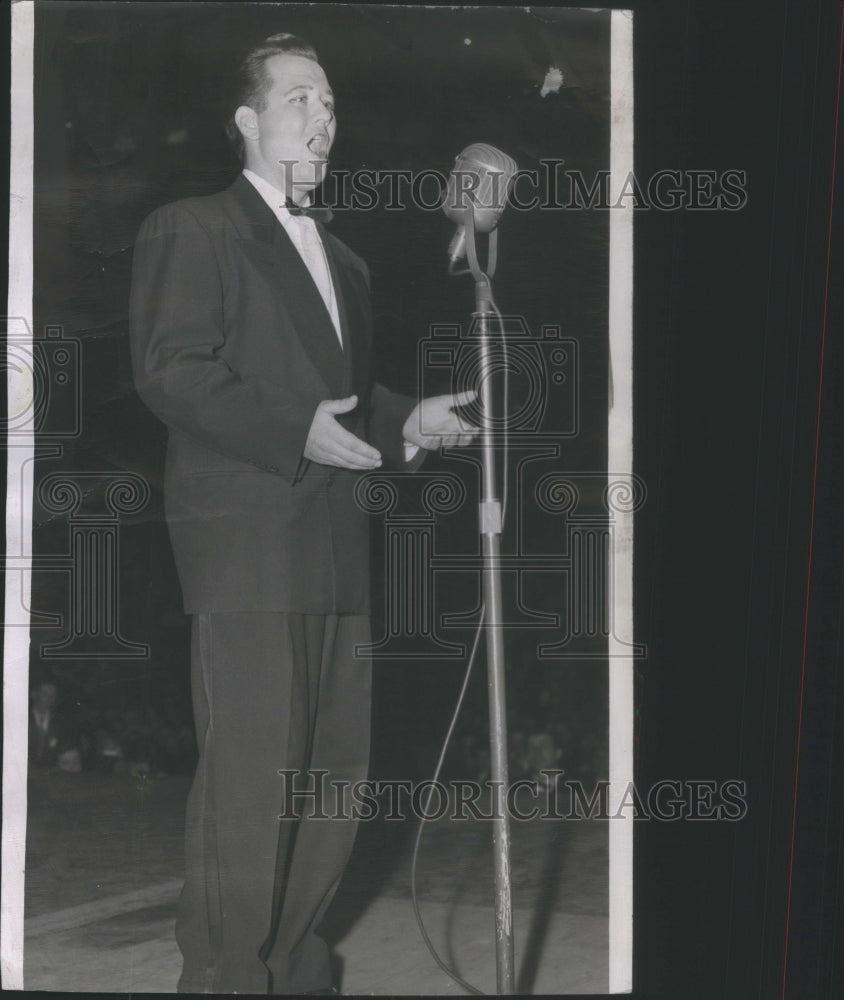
top-left (242, 169), bottom-right (312, 226)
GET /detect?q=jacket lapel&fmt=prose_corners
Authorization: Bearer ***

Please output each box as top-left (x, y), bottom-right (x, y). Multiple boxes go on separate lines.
top-left (320, 228), bottom-right (372, 399)
top-left (271, 223), bottom-right (346, 395)
top-left (228, 175), bottom-right (346, 396)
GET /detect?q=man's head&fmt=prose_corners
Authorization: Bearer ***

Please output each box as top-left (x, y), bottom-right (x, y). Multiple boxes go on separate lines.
top-left (227, 33), bottom-right (336, 201)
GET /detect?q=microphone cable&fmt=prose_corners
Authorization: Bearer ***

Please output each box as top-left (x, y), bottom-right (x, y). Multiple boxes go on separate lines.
top-left (410, 615), bottom-right (485, 996)
top-left (410, 279), bottom-right (512, 996)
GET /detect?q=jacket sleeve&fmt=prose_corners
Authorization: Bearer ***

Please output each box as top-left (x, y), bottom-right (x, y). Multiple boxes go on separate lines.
top-left (129, 202), bottom-right (321, 477)
top-left (368, 383), bottom-right (426, 471)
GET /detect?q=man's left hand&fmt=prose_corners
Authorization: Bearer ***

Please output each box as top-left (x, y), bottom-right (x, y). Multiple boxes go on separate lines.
top-left (403, 390), bottom-right (479, 450)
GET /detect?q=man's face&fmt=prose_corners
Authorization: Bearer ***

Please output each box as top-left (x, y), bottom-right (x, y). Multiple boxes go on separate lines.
top-left (239, 53), bottom-right (336, 199)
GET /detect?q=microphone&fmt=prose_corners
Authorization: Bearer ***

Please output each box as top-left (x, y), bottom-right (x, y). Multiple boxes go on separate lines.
top-left (441, 143), bottom-right (518, 264)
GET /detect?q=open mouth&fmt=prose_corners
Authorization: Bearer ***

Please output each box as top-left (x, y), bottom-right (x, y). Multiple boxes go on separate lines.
top-left (307, 134), bottom-right (330, 158)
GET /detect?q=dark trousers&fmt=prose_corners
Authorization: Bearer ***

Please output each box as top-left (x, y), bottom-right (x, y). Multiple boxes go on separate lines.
top-left (175, 612), bottom-right (372, 994)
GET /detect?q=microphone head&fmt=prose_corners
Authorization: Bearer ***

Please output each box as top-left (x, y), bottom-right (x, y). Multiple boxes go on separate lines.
top-left (442, 143), bottom-right (518, 234)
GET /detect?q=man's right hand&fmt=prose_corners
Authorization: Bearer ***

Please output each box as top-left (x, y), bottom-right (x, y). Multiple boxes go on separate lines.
top-left (303, 395), bottom-right (383, 470)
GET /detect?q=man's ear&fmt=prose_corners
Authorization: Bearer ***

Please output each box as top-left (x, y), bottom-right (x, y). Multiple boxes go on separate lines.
top-left (234, 105), bottom-right (259, 143)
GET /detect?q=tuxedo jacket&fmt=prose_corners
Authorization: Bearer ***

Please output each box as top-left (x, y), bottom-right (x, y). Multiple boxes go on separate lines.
top-left (130, 174), bottom-right (416, 614)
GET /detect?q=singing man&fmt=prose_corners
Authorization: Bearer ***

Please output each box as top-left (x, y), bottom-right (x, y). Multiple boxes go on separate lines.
top-left (130, 31), bottom-right (475, 995)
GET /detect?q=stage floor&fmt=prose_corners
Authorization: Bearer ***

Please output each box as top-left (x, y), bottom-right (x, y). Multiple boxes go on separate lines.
top-left (24, 769), bottom-right (608, 993)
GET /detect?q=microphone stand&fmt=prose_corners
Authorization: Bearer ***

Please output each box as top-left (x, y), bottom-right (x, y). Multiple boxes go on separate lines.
top-left (459, 210), bottom-right (515, 994)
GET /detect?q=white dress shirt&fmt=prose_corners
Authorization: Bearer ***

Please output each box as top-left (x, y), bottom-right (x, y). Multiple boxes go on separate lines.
top-left (242, 169), bottom-right (343, 348)
top-left (242, 169), bottom-right (420, 461)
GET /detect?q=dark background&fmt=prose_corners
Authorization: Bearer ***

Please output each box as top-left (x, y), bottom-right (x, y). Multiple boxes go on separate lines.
top-left (28, 4), bottom-right (612, 783)
top-left (630, 3), bottom-right (842, 1000)
top-left (7, 1), bottom-right (843, 999)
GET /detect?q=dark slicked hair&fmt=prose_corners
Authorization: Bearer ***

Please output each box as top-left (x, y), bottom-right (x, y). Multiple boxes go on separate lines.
top-left (226, 33), bottom-right (319, 160)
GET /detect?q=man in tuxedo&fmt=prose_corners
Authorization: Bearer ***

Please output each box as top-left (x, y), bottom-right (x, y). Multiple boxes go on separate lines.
top-left (130, 32), bottom-right (475, 995)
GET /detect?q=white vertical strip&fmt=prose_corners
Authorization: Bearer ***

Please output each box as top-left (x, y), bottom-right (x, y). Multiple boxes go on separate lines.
top-left (608, 8), bottom-right (634, 994)
top-left (2, 1), bottom-right (35, 990)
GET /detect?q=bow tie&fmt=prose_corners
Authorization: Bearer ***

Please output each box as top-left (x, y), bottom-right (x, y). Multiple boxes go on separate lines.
top-left (285, 199), bottom-right (334, 224)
